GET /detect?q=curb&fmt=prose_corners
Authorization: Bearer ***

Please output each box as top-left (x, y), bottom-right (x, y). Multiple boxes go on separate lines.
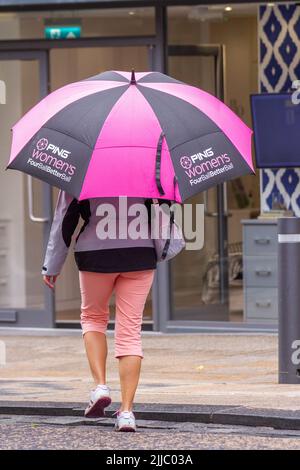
top-left (1, 401), bottom-right (300, 430)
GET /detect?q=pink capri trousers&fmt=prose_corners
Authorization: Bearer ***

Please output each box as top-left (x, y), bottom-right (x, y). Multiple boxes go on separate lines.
top-left (79, 269), bottom-right (155, 359)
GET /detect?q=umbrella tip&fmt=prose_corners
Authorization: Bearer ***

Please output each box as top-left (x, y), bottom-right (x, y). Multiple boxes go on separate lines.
top-left (130, 69), bottom-right (136, 84)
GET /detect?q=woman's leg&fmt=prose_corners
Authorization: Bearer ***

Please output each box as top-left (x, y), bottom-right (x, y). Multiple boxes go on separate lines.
top-left (79, 271), bottom-right (117, 386)
top-left (118, 356), bottom-right (142, 412)
top-left (114, 270), bottom-right (155, 412)
top-left (84, 332), bottom-right (108, 385)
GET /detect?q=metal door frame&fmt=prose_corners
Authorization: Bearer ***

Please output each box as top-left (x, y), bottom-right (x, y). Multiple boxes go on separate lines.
top-left (0, 49), bottom-right (54, 327)
top-left (157, 43), bottom-right (230, 331)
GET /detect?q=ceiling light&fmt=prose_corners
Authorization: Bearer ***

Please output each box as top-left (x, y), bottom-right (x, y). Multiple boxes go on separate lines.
top-left (225, 6), bottom-right (233, 12)
top-left (128, 11), bottom-right (135, 16)
top-left (188, 6), bottom-right (224, 21)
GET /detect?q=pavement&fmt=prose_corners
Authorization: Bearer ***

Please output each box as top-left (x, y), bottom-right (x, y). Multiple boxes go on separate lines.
top-left (1, 330), bottom-right (300, 409)
top-left (1, 330), bottom-right (300, 449)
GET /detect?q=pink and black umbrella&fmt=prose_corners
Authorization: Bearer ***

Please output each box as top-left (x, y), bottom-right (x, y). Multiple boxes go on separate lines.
top-left (6, 70), bottom-right (254, 202)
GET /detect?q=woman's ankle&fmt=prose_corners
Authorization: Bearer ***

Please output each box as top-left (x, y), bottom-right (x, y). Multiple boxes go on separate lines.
top-left (120, 405), bottom-right (133, 412)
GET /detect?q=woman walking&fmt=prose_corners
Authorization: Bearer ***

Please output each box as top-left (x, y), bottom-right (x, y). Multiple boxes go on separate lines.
top-left (42, 190), bottom-right (158, 432)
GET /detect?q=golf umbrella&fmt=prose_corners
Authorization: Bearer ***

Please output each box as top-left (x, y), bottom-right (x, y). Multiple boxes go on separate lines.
top-left (6, 70), bottom-right (254, 202)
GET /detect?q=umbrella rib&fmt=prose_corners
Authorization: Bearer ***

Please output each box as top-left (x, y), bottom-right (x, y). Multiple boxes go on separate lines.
top-left (169, 130), bottom-right (228, 152)
top-left (40, 84), bottom-right (129, 150)
top-left (42, 125), bottom-right (93, 149)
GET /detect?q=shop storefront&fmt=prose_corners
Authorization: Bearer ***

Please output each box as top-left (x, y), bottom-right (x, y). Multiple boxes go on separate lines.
top-left (0, 1), bottom-right (291, 332)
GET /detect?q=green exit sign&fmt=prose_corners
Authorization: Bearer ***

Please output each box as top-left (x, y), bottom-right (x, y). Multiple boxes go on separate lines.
top-left (45, 25), bottom-right (81, 39)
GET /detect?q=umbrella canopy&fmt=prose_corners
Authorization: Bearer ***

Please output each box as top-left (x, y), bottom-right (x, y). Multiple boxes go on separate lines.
top-left (6, 70), bottom-right (254, 202)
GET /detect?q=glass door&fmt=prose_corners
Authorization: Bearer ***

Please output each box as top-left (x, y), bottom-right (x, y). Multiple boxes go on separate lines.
top-left (0, 50), bottom-right (54, 327)
top-left (168, 45), bottom-right (230, 323)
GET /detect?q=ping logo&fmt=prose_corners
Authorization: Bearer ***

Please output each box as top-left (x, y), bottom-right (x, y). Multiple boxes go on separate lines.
top-left (190, 147), bottom-right (214, 163)
top-left (180, 147), bottom-right (215, 169)
top-left (180, 156), bottom-right (192, 170)
top-left (36, 138), bottom-right (48, 151)
top-left (36, 138), bottom-right (71, 159)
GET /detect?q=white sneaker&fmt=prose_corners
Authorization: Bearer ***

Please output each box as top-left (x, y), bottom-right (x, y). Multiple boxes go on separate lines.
top-left (113, 409), bottom-right (137, 432)
top-left (84, 384), bottom-right (112, 418)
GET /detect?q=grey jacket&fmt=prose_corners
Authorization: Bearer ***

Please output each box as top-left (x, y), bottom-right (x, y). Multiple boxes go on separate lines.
top-left (42, 190), bottom-right (155, 276)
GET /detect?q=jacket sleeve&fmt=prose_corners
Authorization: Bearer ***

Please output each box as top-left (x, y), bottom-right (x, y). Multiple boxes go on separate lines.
top-left (41, 190), bottom-right (81, 276)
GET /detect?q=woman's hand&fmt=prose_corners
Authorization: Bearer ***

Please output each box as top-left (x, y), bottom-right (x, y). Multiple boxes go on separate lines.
top-left (43, 275), bottom-right (58, 289)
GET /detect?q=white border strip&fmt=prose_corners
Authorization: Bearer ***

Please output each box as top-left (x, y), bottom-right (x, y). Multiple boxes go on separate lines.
top-left (278, 234), bottom-right (300, 243)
